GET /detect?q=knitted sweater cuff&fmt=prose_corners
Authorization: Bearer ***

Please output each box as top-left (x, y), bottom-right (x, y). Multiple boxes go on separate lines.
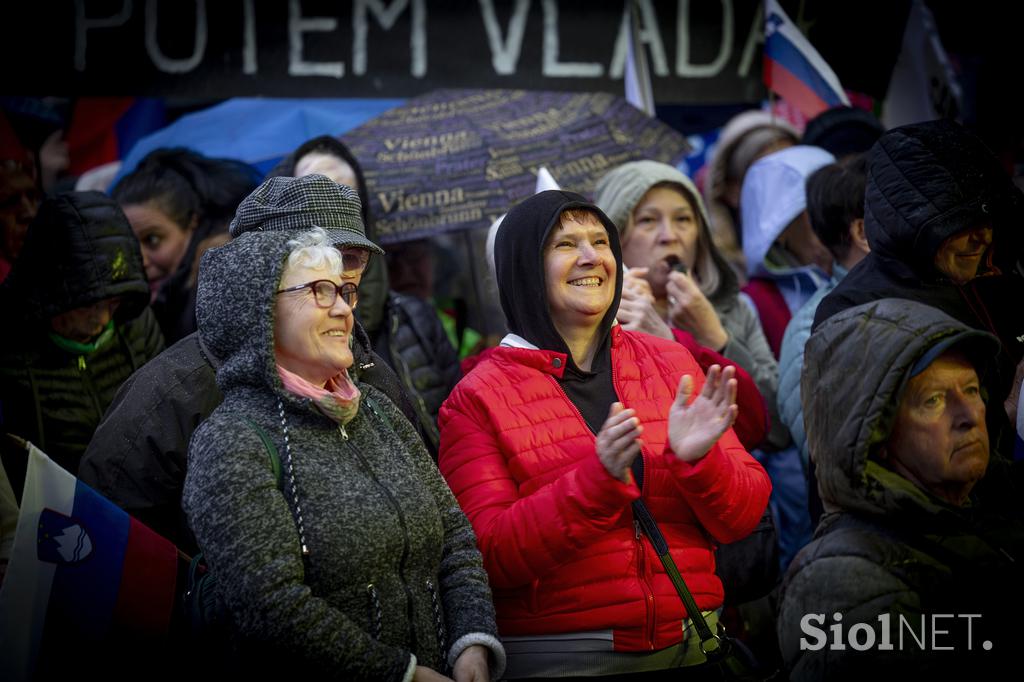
top-left (448, 632), bottom-right (507, 681)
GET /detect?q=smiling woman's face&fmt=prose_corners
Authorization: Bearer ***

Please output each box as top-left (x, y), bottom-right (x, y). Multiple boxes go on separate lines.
top-left (543, 211), bottom-right (617, 334)
top-left (933, 225), bottom-right (993, 284)
top-left (273, 263), bottom-right (354, 386)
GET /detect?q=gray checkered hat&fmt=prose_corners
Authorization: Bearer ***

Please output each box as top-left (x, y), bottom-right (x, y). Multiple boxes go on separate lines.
top-left (228, 174), bottom-right (384, 255)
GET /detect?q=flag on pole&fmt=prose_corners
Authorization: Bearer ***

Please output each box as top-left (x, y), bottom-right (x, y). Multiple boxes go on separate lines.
top-left (882, 0), bottom-right (962, 128)
top-left (0, 444), bottom-right (178, 682)
top-left (624, 0), bottom-right (655, 117)
top-left (763, 0), bottom-right (850, 119)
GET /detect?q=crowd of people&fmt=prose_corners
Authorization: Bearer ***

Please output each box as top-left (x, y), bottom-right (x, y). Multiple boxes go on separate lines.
top-left (1, 103), bottom-right (1023, 681)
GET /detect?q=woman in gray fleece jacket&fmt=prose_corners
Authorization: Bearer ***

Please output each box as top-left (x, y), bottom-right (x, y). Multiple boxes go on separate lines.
top-left (183, 226), bottom-right (504, 681)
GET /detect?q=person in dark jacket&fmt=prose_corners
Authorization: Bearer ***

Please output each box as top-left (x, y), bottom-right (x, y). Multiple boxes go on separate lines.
top-left (812, 120), bottom-right (1024, 402)
top-left (267, 136), bottom-right (461, 452)
top-left (0, 191), bottom-right (164, 474)
top-left (184, 214), bottom-right (504, 680)
top-left (778, 298), bottom-right (1024, 680)
top-left (112, 148), bottom-right (261, 343)
top-left (79, 175), bottom-right (421, 554)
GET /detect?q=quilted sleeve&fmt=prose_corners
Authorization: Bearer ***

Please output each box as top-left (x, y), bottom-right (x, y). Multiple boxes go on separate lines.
top-left (671, 328), bottom-right (768, 450)
top-left (438, 389), bottom-right (640, 590)
top-left (659, 353), bottom-right (772, 545)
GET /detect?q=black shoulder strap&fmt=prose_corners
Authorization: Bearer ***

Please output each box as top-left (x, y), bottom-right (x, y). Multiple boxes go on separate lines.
top-left (632, 498), bottom-right (725, 660)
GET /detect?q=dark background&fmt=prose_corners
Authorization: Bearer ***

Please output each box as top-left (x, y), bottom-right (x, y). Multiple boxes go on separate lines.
top-left (1, 1), bottom-right (1021, 157)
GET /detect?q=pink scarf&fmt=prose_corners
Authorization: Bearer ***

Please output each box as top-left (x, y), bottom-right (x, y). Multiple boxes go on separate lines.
top-left (277, 365), bottom-right (361, 426)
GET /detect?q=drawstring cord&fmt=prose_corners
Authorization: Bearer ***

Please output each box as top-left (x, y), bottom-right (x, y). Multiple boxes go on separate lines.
top-left (277, 398), bottom-right (310, 556)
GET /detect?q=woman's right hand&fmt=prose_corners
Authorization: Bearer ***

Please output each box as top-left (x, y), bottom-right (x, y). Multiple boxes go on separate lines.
top-left (618, 267), bottom-right (674, 340)
top-left (595, 402), bottom-right (643, 484)
top-left (413, 665), bottom-right (454, 681)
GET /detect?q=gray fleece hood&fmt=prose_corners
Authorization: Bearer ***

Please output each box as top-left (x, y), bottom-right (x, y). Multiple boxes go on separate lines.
top-left (196, 231), bottom-right (294, 395)
top-left (802, 298), bottom-right (999, 520)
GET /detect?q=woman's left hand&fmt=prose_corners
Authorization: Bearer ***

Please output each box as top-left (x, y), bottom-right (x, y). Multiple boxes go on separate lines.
top-left (665, 271), bottom-right (728, 351)
top-left (668, 364), bottom-right (738, 463)
top-left (452, 644), bottom-right (490, 682)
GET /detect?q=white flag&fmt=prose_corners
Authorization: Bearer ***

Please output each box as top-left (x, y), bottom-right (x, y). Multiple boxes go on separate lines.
top-left (624, 0), bottom-right (655, 117)
top-left (882, 0), bottom-right (963, 128)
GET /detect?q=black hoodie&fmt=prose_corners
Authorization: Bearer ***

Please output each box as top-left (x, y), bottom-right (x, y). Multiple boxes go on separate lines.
top-left (0, 192), bottom-right (164, 473)
top-left (813, 119), bottom-right (1024, 455)
top-left (495, 190), bottom-right (624, 433)
top-left (814, 120), bottom-right (1024, 350)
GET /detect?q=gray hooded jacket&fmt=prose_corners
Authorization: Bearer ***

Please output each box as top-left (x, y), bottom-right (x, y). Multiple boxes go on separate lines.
top-left (183, 231), bottom-right (503, 680)
top-left (777, 299), bottom-right (1024, 680)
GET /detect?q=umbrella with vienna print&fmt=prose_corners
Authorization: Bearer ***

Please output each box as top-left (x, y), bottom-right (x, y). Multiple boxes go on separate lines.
top-left (341, 88), bottom-right (690, 245)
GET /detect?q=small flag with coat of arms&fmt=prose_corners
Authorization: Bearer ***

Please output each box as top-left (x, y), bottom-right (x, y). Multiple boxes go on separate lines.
top-left (0, 443), bottom-right (178, 682)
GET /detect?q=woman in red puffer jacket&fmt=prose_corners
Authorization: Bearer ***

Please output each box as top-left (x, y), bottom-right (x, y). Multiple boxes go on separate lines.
top-left (438, 190), bottom-right (771, 680)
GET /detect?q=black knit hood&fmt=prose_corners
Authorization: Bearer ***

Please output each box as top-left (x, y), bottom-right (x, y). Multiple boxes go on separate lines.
top-left (1, 191), bottom-right (149, 326)
top-left (864, 119), bottom-right (1024, 278)
top-left (494, 190), bottom-right (623, 361)
top-left (803, 298), bottom-right (1000, 520)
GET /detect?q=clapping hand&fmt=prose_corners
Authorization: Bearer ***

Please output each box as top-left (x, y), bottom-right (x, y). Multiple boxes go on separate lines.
top-left (668, 365), bottom-right (738, 463)
top-left (596, 402), bottom-right (644, 484)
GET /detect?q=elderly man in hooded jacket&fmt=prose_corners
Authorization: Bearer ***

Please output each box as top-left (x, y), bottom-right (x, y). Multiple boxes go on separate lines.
top-left (778, 298), bottom-right (1024, 680)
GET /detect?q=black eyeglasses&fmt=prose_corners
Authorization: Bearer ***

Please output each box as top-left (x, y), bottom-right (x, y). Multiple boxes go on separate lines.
top-left (276, 280), bottom-right (358, 308)
top-left (340, 247), bottom-right (370, 274)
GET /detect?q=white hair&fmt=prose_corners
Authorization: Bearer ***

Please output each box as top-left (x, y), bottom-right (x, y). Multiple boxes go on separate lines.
top-left (284, 227), bottom-right (343, 275)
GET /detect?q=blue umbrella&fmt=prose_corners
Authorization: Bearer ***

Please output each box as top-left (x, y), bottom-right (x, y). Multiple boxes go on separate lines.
top-left (113, 97), bottom-right (405, 186)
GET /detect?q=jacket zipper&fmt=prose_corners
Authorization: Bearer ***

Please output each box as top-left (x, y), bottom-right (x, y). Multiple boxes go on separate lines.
top-left (346, 433), bottom-right (419, 650)
top-left (77, 355), bottom-right (105, 421)
top-left (547, 367), bottom-right (658, 649)
top-left (633, 518), bottom-right (657, 650)
top-left (959, 282), bottom-right (1008, 351)
top-left (609, 362), bottom-right (658, 650)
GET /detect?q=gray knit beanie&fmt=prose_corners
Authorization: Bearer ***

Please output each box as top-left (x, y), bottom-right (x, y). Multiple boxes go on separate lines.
top-left (593, 159), bottom-right (739, 303)
top-left (593, 160), bottom-right (710, 241)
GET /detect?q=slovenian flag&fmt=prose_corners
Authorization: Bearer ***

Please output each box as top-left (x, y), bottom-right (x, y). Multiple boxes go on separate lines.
top-left (0, 444), bottom-right (178, 681)
top-left (763, 0), bottom-right (850, 119)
